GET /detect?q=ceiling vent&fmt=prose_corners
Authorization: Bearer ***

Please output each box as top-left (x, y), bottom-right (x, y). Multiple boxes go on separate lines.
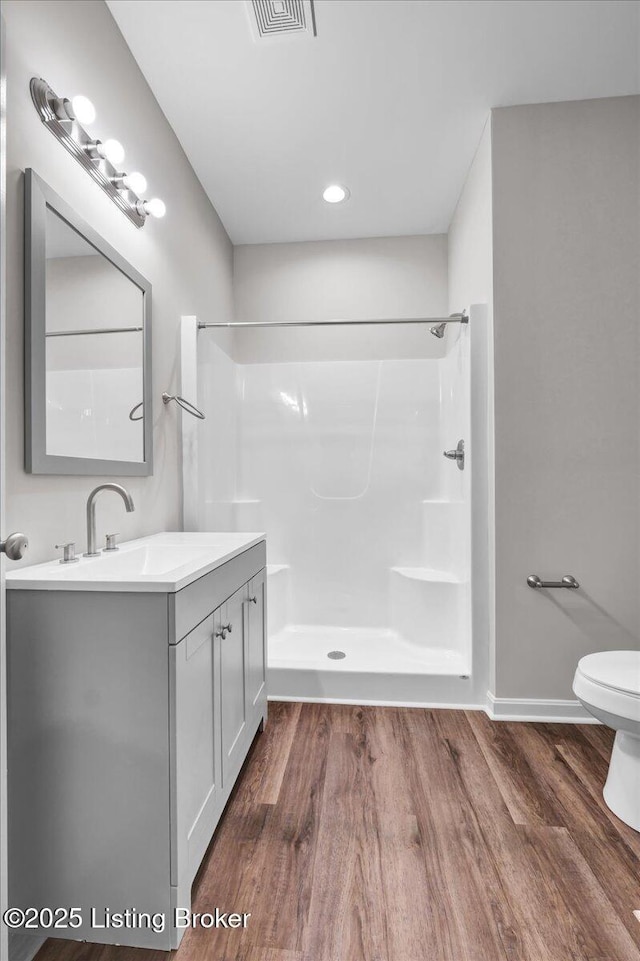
top-left (248, 0), bottom-right (317, 40)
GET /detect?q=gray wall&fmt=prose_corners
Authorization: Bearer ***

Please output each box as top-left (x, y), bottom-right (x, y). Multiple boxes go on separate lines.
top-left (448, 121), bottom-right (493, 315)
top-left (234, 234), bottom-right (448, 321)
top-left (232, 235), bottom-right (448, 362)
top-left (491, 96), bottom-right (640, 699)
top-left (4, 0), bottom-right (234, 564)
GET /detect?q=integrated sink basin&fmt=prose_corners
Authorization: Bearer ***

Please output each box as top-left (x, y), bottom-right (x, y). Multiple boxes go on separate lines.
top-left (87, 545), bottom-right (216, 576)
top-left (6, 531), bottom-right (266, 592)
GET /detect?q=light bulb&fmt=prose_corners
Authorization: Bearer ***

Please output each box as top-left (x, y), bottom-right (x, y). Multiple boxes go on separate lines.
top-left (103, 139), bottom-right (125, 165)
top-left (122, 172), bottom-right (147, 194)
top-left (145, 198), bottom-right (166, 218)
top-left (323, 184), bottom-right (349, 204)
top-left (144, 197), bottom-right (167, 217)
top-left (71, 95), bottom-right (96, 125)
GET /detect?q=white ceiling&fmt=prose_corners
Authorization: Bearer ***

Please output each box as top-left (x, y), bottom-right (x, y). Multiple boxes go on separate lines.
top-left (107, 0), bottom-right (639, 245)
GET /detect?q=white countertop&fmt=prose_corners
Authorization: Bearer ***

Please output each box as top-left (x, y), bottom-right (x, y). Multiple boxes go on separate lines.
top-left (6, 531), bottom-right (266, 593)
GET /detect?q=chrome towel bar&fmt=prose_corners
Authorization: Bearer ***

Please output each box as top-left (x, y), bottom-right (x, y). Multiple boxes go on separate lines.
top-left (527, 574), bottom-right (579, 590)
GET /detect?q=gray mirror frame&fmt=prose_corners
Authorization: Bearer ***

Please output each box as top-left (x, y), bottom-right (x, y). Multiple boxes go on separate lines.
top-left (24, 168), bottom-right (153, 475)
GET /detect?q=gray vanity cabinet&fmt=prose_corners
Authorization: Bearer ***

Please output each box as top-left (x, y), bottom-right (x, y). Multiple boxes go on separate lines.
top-left (8, 541), bottom-right (268, 951)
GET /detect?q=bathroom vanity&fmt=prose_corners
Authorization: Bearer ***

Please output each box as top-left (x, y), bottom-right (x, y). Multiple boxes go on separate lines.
top-left (6, 532), bottom-right (267, 950)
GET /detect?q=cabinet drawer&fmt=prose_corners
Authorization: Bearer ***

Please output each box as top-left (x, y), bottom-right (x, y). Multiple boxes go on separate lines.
top-left (169, 541), bottom-right (266, 643)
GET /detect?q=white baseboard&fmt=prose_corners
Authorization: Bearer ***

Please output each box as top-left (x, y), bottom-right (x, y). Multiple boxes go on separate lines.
top-left (268, 694), bottom-right (486, 710)
top-left (268, 693), bottom-right (600, 723)
top-left (485, 692), bottom-right (599, 723)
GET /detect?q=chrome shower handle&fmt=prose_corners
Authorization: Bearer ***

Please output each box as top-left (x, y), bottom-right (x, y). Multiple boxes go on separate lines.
top-left (444, 439), bottom-right (465, 470)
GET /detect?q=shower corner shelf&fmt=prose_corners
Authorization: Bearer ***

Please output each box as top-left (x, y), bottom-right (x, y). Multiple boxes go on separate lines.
top-left (420, 498), bottom-right (465, 506)
top-left (267, 563), bottom-right (290, 577)
top-left (390, 566), bottom-right (463, 584)
top-left (204, 498), bottom-right (262, 507)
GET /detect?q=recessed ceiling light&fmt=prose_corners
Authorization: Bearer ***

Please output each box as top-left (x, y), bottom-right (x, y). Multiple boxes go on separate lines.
top-left (323, 184), bottom-right (350, 204)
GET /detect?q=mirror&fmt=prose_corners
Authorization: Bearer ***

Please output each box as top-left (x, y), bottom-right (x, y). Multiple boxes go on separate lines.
top-left (25, 169), bottom-right (152, 475)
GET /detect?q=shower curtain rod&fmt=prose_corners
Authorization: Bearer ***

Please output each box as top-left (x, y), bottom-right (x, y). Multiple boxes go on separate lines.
top-left (45, 325), bottom-right (143, 337)
top-left (197, 313), bottom-right (467, 330)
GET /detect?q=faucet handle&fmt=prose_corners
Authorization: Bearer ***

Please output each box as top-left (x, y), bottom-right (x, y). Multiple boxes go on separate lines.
top-left (55, 542), bottom-right (78, 564)
top-left (104, 533), bottom-right (120, 552)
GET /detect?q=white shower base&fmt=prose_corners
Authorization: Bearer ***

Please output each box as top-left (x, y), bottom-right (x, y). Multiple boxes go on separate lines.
top-left (269, 624), bottom-right (466, 674)
top-left (268, 623), bottom-right (471, 706)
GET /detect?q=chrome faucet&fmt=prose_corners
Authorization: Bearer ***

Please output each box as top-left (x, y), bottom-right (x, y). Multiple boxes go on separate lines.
top-left (84, 484), bottom-right (135, 557)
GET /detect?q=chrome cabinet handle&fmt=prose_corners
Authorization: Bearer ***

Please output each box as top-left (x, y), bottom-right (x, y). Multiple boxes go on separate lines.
top-left (216, 623), bottom-right (232, 639)
top-left (246, 596), bottom-right (257, 605)
top-left (527, 574), bottom-right (579, 590)
top-left (1, 532), bottom-right (29, 561)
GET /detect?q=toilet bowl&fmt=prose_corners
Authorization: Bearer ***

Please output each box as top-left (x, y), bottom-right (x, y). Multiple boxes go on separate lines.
top-left (573, 650), bottom-right (640, 831)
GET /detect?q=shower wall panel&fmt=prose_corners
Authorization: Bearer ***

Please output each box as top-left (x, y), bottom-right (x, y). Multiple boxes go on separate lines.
top-left (197, 330), bottom-right (470, 665)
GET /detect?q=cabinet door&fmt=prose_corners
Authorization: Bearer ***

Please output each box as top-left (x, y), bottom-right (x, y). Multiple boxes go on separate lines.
top-left (171, 613), bottom-right (219, 890)
top-left (219, 586), bottom-right (247, 789)
top-left (246, 569), bottom-right (267, 715)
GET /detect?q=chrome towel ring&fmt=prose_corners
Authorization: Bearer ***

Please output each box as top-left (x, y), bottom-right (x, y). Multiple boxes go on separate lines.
top-left (162, 392), bottom-right (205, 420)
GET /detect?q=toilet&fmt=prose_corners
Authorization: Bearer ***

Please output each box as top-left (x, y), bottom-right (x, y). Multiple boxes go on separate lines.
top-left (573, 651), bottom-right (640, 831)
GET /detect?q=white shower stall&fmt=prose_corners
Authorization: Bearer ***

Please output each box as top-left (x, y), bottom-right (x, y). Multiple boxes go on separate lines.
top-left (182, 313), bottom-right (477, 705)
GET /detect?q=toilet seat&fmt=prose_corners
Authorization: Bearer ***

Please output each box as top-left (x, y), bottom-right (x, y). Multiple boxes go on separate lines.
top-left (574, 651), bottom-right (640, 724)
top-left (578, 651), bottom-right (640, 695)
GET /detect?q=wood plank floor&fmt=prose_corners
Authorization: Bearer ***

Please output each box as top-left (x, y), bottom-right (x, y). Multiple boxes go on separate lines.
top-left (35, 703), bottom-right (640, 961)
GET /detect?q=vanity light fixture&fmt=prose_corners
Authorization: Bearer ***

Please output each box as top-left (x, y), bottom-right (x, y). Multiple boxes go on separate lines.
top-left (323, 183), bottom-right (350, 204)
top-left (30, 77), bottom-right (165, 228)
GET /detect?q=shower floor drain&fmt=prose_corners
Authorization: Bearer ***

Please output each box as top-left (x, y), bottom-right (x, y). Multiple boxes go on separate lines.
top-left (327, 650), bottom-right (346, 660)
